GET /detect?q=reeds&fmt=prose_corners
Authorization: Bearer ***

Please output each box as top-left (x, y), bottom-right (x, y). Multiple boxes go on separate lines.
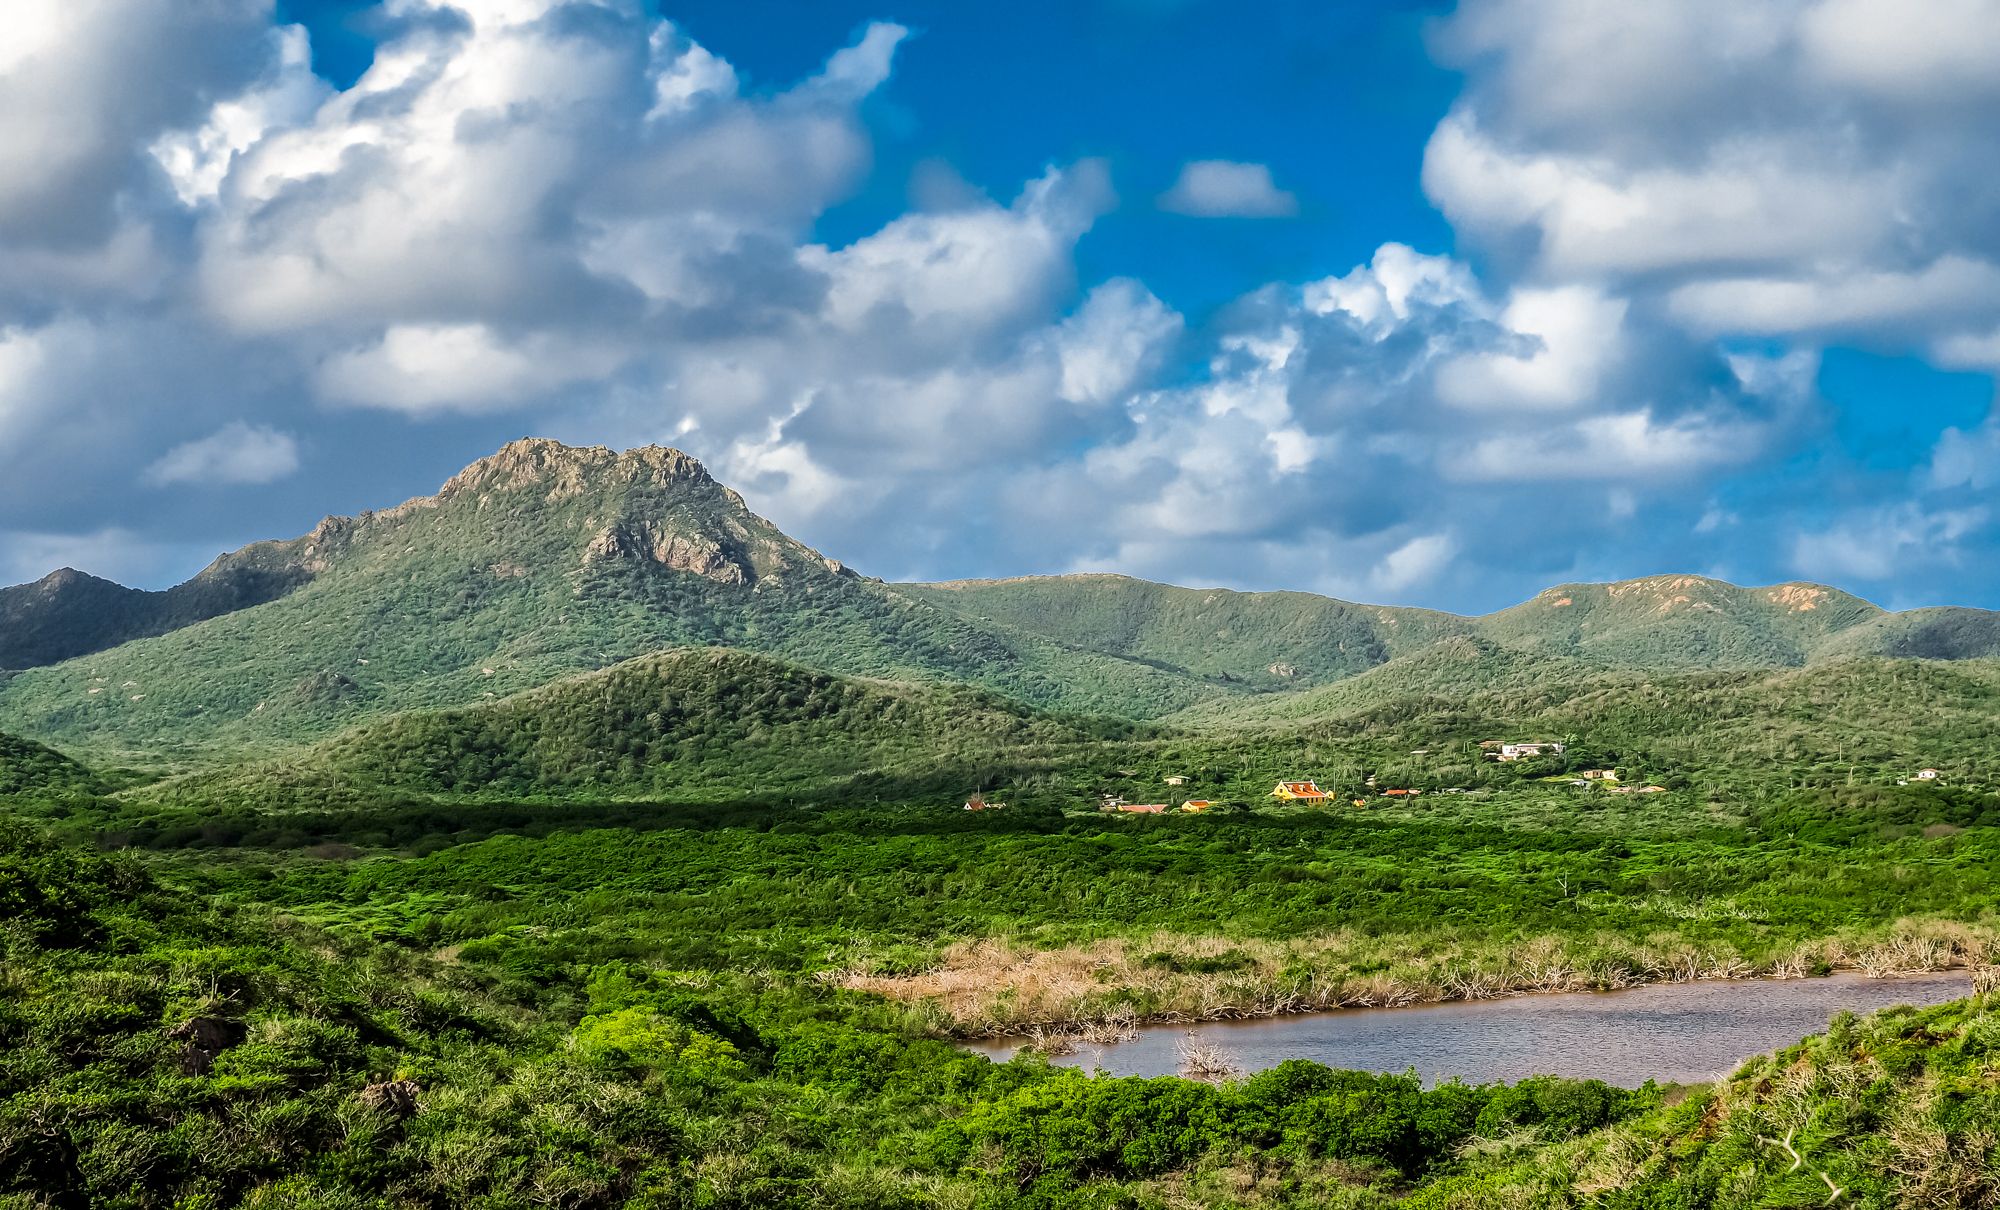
top-left (835, 919), bottom-right (1998, 1037)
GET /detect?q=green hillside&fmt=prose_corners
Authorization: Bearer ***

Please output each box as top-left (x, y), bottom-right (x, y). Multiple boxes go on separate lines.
top-left (902, 575), bottom-right (1468, 691)
top-left (0, 729), bottom-right (97, 798)
top-left (7, 441), bottom-right (1999, 769)
top-left (0, 441), bottom-right (1230, 763)
top-left (1199, 654), bottom-right (2000, 797)
top-left (1473, 576), bottom-right (1884, 667)
top-left (1177, 634), bottom-right (1613, 725)
top-left (144, 648), bottom-right (1132, 810)
top-left (911, 572), bottom-right (2000, 690)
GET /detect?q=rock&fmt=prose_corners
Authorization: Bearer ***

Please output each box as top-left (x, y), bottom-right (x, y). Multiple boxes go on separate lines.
top-left (168, 1016), bottom-right (247, 1075)
top-left (358, 1079), bottom-right (425, 1120)
top-left (582, 522), bottom-right (751, 586)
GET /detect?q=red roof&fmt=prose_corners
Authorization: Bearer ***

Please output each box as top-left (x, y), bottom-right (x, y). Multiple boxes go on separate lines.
top-left (1116, 803), bottom-right (1168, 813)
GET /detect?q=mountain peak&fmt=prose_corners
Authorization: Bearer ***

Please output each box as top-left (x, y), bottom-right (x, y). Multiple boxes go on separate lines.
top-left (439, 438), bottom-right (718, 501)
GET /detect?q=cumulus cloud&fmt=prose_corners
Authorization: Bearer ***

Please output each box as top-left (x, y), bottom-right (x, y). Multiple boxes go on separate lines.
top-left (0, 0), bottom-right (1995, 613)
top-left (318, 325), bottom-right (630, 414)
top-left (144, 423), bottom-right (301, 487)
top-left (1791, 502), bottom-right (1990, 582)
top-left (0, 0), bottom-right (271, 248)
top-left (1159, 160), bottom-right (1298, 218)
top-left (1424, 0), bottom-right (2000, 357)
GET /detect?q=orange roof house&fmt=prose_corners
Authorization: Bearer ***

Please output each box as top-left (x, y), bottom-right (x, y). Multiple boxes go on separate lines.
top-left (1179, 800), bottom-right (1213, 813)
top-left (1382, 788), bottom-right (1419, 797)
top-left (1115, 802), bottom-right (1169, 814)
top-left (1271, 780), bottom-right (1329, 802)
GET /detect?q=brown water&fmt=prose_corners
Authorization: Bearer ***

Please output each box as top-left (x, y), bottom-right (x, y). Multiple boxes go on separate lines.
top-left (964, 971), bottom-right (1973, 1087)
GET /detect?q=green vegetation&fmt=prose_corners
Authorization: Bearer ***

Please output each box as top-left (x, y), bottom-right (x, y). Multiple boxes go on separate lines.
top-left (7, 439), bottom-right (2000, 1205)
top-left (6, 441), bottom-right (2000, 768)
top-left (0, 815), bottom-right (1687, 1209)
top-left (1414, 985), bottom-right (2000, 1207)
top-left (139, 648), bottom-right (1139, 811)
top-left (0, 728), bottom-right (99, 798)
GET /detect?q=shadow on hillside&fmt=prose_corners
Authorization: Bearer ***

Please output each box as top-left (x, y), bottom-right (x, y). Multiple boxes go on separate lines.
top-left (81, 779), bottom-right (1541, 857)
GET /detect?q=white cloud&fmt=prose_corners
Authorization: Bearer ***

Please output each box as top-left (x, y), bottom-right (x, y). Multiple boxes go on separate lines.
top-left (0, 0), bottom-right (1992, 614)
top-left (144, 423), bottom-right (300, 487)
top-left (1435, 285), bottom-right (1627, 411)
top-left (1159, 160), bottom-right (1298, 218)
top-left (1372, 533), bottom-right (1457, 592)
top-left (1304, 243), bottom-right (1484, 331)
top-left (150, 24), bottom-right (329, 208)
top-left (1054, 279), bottom-right (1183, 406)
top-left (0, 0), bottom-right (271, 247)
top-left (1929, 417), bottom-right (2000, 491)
top-left (1669, 256), bottom-right (2000, 338)
top-left (1799, 0), bottom-right (2000, 100)
top-left (1791, 502), bottom-right (1990, 582)
top-left (1425, 0), bottom-right (2000, 349)
top-left (318, 324), bottom-right (628, 414)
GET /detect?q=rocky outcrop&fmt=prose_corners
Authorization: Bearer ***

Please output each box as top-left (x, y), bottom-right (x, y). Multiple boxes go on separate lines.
top-left (440, 438), bottom-right (717, 502)
top-left (168, 1016), bottom-right (246, 1075)
top-left (359, 1079), bottom-right (425, 1120)
top-left (583, 523), bottom-right (752, 585)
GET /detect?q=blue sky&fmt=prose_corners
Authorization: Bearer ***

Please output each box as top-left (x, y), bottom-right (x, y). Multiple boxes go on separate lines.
top-left (4, 0), bottom-right (1999, 614)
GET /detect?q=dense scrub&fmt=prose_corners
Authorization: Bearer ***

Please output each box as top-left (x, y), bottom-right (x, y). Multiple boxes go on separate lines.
top-left (0, 820), bottom-right (1670, 1209)
top-left (1416, 985), bottom-right (2000, 1207)
top-left (140, 649), bottom-right (1141, 810)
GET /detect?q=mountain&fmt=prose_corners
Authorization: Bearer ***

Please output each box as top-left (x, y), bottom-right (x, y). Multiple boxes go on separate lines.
top-left (0, 557), bottom-right (307, 672)
top-left (142, 647), bottom-right (1129, 810)
top-left (6, 438), bottom-right (2000, 765)
top-left (1179, 634), bottom-right (1616, 725)
top-left (917, 572), bottom-right (2000, 713)
top-left (901, 575), bottom-right (1468, 692)
top-left (1473, 576), bottom-right (1885, 668)
top-left (0, 440), bottom-right (1229, 761)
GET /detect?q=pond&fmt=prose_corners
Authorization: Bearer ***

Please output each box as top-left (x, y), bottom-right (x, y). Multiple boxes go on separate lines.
top-left (964, 971), bottom-right (1973, 1087)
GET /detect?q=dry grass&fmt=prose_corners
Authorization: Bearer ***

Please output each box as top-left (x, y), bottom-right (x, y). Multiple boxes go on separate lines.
top-left (1175, 1033), bottom-right (1241, 1082)
top-left (834, 919), bottom-right (1999, 1036)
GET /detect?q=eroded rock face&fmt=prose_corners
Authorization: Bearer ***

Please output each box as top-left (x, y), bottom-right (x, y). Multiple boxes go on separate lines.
top-left (583, 522), bottom-right (752, 586)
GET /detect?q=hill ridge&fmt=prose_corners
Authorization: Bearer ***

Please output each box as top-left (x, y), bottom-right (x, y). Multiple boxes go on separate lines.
top-left (6, 437), bottom-right (2000, 761)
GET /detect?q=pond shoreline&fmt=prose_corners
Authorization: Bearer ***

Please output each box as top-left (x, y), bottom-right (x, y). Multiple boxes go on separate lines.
top-left (940, 959), bottom-right (1993, 1042)
top-left (960, 970), bottom-right (1980, 1087)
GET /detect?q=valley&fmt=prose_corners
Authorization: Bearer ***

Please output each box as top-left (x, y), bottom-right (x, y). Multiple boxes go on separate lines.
top-left (2, 440), bottom-right (1998, 1208)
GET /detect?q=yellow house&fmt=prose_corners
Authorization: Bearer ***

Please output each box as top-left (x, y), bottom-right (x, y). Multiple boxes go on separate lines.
top-left (1271, 780), bottom-right (1329, 802)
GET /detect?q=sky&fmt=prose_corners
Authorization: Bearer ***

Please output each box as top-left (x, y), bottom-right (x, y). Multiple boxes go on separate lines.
top-left (4, 0), bottom-right (2000, 614)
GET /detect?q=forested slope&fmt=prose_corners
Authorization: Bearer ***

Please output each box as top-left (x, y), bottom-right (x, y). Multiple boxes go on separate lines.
top-left (140, 648), bottom-right (1138, 810)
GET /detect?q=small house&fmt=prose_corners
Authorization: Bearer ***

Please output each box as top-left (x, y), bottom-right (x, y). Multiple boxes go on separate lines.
top-left (1581, 769), bottom-right (1617, 780)
top-left (1179, 800), bottom-right (1213, 813)
top-left (1115, 803), bottom-right (1168, 814)
top-left (1271, 780), bottom-right (1330, 802)
top-left (1916, 769), bottom-right (1942, 781)
top-left (1164, 775), bottom-right (1190, 786)
top-left (963, 794), bottom-right (1003, 812)
top-left (1382, 788), bottom-right (1419, 797)
top-left (1491, 741), bottom-right (1567, 762)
